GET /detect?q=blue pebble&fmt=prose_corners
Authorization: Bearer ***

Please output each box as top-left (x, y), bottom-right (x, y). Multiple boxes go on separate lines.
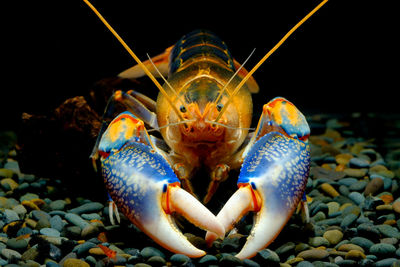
top-left (4, 209), bottom-right (20, 223)
top-left (49, 215), bottom-right (65, 232)
top-left (40, 228), bottom-right (61, 237)
top-left (349, 157), bottom-right (370, 168)
top-left (348, 191), bottom-right (365, 205)
top-left (383, 178), bottom-right (392, 190)
top-left (17, 227), bottom-right (32, 237)
top-left (338, 178), bottom-right (358, 187)
top-left (65, 213), bottom-right (90, 229)
top-left (81, 213), bottom-right (102, 221)
top-left (340, 213), bottom-right (358, 228)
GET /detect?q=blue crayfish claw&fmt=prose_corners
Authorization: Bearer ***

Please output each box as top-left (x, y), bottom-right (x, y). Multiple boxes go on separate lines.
top-left (98, 112), bottom-right (224, 257)
top-left (206, 132), bottom-right (310, 259)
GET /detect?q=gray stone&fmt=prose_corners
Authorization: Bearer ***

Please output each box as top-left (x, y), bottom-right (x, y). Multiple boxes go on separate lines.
top-left (65, 213), bottom-right (90, 229)
top-left (140, 246), bottom-right (165, 260)
top-left (40, 227), bottom-right (61, 237)
top-left (68, 202), bottom-right (104, 215)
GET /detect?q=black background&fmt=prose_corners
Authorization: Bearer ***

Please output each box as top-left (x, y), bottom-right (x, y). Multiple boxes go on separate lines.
top-left (3, 0), bottom-right (398, 130)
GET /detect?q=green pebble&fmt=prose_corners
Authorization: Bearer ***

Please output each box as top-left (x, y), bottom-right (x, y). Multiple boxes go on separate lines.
top-left (369, 243), bottom-right (396, 256)
top-left (198, 254), bottom-right (218, 265)
top-left (146, 255), bottom-right (166, 266)
top-left (140, 246), bottom-right (165, 260)
top-left (309, 236), bottom-right (330, 247)
top-left (170, 254), bottom-right (190, 264)
top-left (376, 224), bottom-right (400, 239)
top-left (350, 237), bottom-right (374, 251)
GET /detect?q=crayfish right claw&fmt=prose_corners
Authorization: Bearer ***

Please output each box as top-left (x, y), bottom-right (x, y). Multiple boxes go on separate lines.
top-left (206, 132), bottom-right (310, 259)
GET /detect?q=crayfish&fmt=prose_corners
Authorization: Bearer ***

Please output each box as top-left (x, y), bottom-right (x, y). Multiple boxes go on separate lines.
top-left (85, 0), bottom-right (328, 259)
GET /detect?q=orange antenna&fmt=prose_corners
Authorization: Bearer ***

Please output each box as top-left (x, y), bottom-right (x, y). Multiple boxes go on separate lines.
top-left (82, 0), bottom-right (186, 124)
top-left (215, 0), bottom-right (329, 123)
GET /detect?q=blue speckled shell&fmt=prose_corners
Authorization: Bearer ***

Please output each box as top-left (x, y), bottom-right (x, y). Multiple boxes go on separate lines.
top-left (101, 141), bottom-right (179, 223)
top-left (239, 132), bottom-right (310, 211)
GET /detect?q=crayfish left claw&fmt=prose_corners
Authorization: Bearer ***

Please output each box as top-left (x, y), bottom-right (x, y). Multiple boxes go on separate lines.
top-left (102, 139), bottom-right (224, 257)
top-left (206, 132), bottom-right (310, 259)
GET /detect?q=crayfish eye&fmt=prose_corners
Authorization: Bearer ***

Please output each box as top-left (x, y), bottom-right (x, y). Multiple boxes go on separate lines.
top-left (216, 103), bottom-right (223, 112)
top-left (179, 105), bottom-right (187, 113)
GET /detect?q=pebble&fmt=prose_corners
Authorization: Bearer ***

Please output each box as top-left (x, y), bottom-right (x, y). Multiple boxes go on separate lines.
top-left (170, 254), bottom-right (191, 265)
top-left (40, 227), bottom-right (61, 237)
top-left (340, 213), bottom-right (358, 228)
top-left (140, 246), bottom-right (166, 260)
top-left (63, 258), bottom-right (90, 267)
top-left (309, 236), bottom-right (330, 247)
top-left (369, 243), bottom-right (396, 257)
top-left (65, 213), bottom-right (90, 229)
top-left (323, 229), bottom-right (343, 245)
top-left (345, 249), bottom-right (366, 260)
top-left (297, 249), bottom-right (329, 260)
top-left (255, 249), bottom-right (280, 264)
top-left (349, 181), bottom-right (367, 192)
top-left (350, 237), bottom-right (374, 251)
top-left (320, 183), bottom-right (340, 197)
top-left (68, 202), bottom-right (104, 214)
top-left (198, 254), bottom-right (218, 265)
top-left (377, 224), bottom-right (400, 239)
top-left (1, 248), bottom-right (22, 260)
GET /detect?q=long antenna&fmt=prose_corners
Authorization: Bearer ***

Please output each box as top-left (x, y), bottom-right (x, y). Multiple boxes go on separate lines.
top-left (214, 48), bottom-right (256, 105)
top-left (82, 0), bottom-right (186, 124)
top-left (215, 0), bottom-right (329, 123)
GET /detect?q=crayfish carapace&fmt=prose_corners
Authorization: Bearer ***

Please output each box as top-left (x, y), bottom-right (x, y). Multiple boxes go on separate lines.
top-left (85, 0), bottom-right (327, 259)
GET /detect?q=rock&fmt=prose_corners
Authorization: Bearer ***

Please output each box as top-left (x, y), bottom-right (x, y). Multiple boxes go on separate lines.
top-left (297, 249), bottom-right (329, 260)
top-left (310, 166), bottom-right (346, 181)
top-left (63, 258), bottom-right (90, 267)
top-left (349, 180), bottom-right (368, 192)
top-left (336, 153), bottom-right (353, 165)
top-left (364, 177), bottom-right (384, 196)
top-left (219, 253), bottom-right (243, 266)
top-left (350, 237), bottom-right (374, 251)
top-left (376, 224), bottom-right (400, 239)
top-left (6, 237), bottom-right (28, 250)
top-left (320, 183), bottom-right (340, 197)
top-left (49, 215), bottom-right (64, 232)
top-left (275, 242), bottom-right (296, 256)
top-left (49, 199), bottom-right (67, 211)
top-left (198, 254), bottom-right (218, 265)
top-left (393, 201), bottom-right (400, 214)
top-left (147, 255), bottom-right (166, 266)
top-left (350, 157), bottom-right (370, 168)
top-left (323, 230), bottom-right (343, 245)
top-left (308, 236), bottom-right (330, 247)
top-left (40, 227), bottom-right (61, 237)
top-left (243, 258), bottom-right (261, 267)
top-left (327, 201), bottom-right (340, 215)
top-left (21, 247), bottom-right (39, 261)
top-left (337, 243), bottom-right (365, 253)
top-left (1, 248), bottom-right (22, 260)
top-left (357, 223), bottom-right (381, 240)
top-left (345, 249), bottom-right (366, 260)
top-left (369, 243), bottom-right (396, 257)
top-left (1, 178), bottom-right (19, 191)
top-left (375, 258), bottom-right (399, 267)
top-left (340, 213), bottom-right (358, 228)
top-left (68, 202), bottom-right (104, 214)
top-left (3, 209), bottom-right (20, 223)
top-left (255, 249), bottom-right (280, 264)
top-left (65, 213), bottom-right (90, 229)
top-left (140, 246), bottom-right (165, 260)
top-left (170, 254), bottom-right (191, 265)
top-left (343, 168), bottom-right (368, 178)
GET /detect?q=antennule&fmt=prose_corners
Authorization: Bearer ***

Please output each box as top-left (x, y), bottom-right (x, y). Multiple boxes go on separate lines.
top-left (82, 0), bottom-right (186, 124)
top-left (215, 0), bottom-right (329, 123)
